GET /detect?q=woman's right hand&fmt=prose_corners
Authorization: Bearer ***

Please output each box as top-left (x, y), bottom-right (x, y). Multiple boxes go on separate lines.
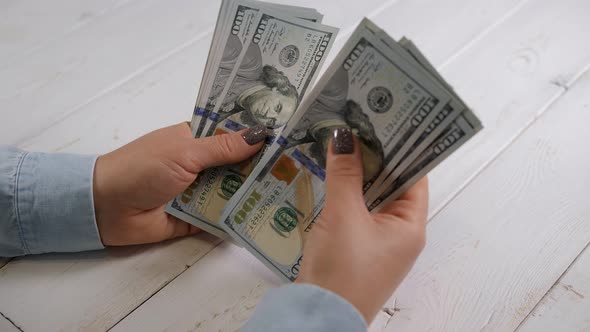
top-left (296, 127), bottom-right (429, 324)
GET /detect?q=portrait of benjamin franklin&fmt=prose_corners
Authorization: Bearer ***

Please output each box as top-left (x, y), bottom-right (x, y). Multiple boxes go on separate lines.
top-left (211, 41), bottom-right (299, 131)
top-left (284, 68), bottom-right (385, 181)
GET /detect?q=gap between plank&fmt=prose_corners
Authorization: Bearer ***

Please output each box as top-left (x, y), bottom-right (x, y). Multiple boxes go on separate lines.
top-left (382, 61), bottom-right (590, 331)
top-left (0, 311), bottom-right (24, 332)
top-left (0, 0), bottom-right (138, 71)
top-left (105, 239), bottom-right (224, 331)
top-left (17, 25), bottom-right (214, 147)
top-left (438, 0), bottom-right (531, 71)
top-left (427, 60), bottom-right (590, 224)
top-left (514, 240), bottom-right (590, 331)
top-left (420, 0), bottom-right (534, 221)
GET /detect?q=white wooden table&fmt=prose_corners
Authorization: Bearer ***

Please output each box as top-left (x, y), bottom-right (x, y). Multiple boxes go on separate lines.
top-left (1, 0), bottom-right (590, 331)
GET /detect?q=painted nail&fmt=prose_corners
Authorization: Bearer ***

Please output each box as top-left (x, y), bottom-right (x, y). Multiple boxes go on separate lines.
top-left (242, 124), bottom-right (268, 145)
top-left (332, 127), bottom-right (353, 154)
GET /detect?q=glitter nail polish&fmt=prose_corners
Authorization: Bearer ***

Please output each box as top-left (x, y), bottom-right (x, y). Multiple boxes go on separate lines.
top-left (242, 124), bottom-right (268, 145)
top-left (332, 127), bottom-right (353, 154)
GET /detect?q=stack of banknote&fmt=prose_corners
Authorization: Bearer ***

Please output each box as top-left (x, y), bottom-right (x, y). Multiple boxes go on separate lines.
top-left (166, 0), bottom-right (482, 281)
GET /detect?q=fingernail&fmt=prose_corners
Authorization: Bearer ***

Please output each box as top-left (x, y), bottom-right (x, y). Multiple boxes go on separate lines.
top-left (332, 127), bottom-right (353, 154)
top-left (242, 124), bottom-right (268, 145)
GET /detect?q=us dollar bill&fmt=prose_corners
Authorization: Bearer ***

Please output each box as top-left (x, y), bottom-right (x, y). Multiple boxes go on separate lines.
top-left (191, 0), bottom-right (323, 138)
top-left (216, 20), bottom-right (459, 281)
top-left (367, 111), bottom-right (482, 211)
top-left (167, 9), bottom-right (337, 238)
top-left (357, 20), bottom-right (463, 201)
top-left (363, 36), bottom-right (483, 204)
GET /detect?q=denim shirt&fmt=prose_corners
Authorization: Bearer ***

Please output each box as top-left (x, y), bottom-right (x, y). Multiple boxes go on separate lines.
top-left (0, 146), bottom-right (366, 331)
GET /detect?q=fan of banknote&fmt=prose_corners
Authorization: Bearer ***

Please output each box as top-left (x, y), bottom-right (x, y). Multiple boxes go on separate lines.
top-left (166, 0), bottom-right (482, 281)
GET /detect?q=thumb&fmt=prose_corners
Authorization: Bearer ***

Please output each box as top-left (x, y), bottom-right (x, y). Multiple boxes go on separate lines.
top-left (324, 128), bottom-right (366, 212)
top-left (190, 124), bottom-right (268, 171)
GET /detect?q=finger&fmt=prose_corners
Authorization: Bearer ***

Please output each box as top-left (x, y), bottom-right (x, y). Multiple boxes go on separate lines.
top-left (324, 128), bottom-right (366, 212)
top-left (166, 215), bottom-right (201, 239)
top-left (189, 124), bottom-right (268, 172)
top-left (380, 176), bottom-right (429, 224)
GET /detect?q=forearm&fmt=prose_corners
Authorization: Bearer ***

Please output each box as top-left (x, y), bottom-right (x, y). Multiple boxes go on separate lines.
top-left (0, 146), bottom-right (104, 257)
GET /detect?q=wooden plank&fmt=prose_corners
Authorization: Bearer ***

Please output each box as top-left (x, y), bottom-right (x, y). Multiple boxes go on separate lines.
top-left (517, 244), bottom-right (590, 332)
top-left (0, 0), bottom-right (131, 66)
top-left (417, 0), bottom-right (590, 217)
top-left (382, 69), bottom-right (590, 331)
top-left (0, 0), bottom-right (222, 146)
top-left (0, 234), bottom-right (221, 331)
top-left (111, 242), bottom-right (282, 332)
top-left (370, 0), bottom-right (529, 66)
top-left (109, 0), bottom-right (590, 330)
top-left (111, 243), bottom-right (399, 332)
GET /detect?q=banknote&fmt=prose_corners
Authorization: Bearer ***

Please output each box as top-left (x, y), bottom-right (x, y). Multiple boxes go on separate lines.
top-left (217, 20), bottom-right (459, 281)
top-left (167, 9), bottom-right (337, 238)
top-left (192, 0), bottom-right (264, 138)
top-left (191, 0), bottom-right (323, 138)
top-left (362, 36), bottom-right (484, 204)
top-left (367, 111), bottom-right (482, 211)
top-left (355, 21), bottom-right (463, 200)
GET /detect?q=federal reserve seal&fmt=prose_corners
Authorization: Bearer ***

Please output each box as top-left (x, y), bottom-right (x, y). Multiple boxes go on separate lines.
top-left (367, 86), bottom-right (393, 113)
top-left (272, 207), bottom-right (298, 237)
top-left (279, 45), bottom-right (300, 68)
top-left (219, 174), bottom-right (243, 199)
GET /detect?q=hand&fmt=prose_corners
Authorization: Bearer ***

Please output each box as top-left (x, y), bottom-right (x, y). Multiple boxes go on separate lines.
top-left (296, 128), bottom-right (428, 324)
top-left (93, 122), bottom-right (268, 246)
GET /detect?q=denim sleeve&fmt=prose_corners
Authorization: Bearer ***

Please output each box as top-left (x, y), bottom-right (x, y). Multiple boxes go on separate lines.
top-left (0, 146), bottom-right (104, 257)
top-left (242, 283), bottom-right (367, 332)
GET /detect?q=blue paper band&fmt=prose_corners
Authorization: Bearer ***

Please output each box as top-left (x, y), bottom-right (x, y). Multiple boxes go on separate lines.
top-left (209, 112), bottom-right (220, 121)
top-left (277, 136), bottom-right (288, 147)
top-left (224, 119), bottom-right (247, 132)
top-left (292, 149), bottom-right (325, 181)
top-left (194, 107), bottom-right (208, 116)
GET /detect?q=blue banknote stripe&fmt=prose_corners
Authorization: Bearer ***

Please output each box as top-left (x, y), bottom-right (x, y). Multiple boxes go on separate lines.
top-left (291, 149), bottom-right (325, 181)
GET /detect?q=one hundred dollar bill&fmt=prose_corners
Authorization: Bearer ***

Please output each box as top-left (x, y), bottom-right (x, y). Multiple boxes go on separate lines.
top-left (367, 111), bottom-right (482, 211)
top-left (363, 36), bottom-right (483, 204)
top-left (357, 20), bottom-right (464, 201)
top-left (191, 0), bottom-right (323, 138)
top-left (216, 19), bottom-right (459, 281)
top-left (167, 8), bottom-right (337, 238)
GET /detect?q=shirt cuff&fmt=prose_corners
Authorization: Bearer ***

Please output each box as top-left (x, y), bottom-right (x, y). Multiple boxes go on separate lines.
top-left (242, 283), bottom-right (367, 332)
top-left (15, 151), bottom-right (104, 254)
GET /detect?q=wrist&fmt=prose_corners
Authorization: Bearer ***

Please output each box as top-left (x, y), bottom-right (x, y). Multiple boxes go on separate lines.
top-left (93, 154), bottom-right (117, 246)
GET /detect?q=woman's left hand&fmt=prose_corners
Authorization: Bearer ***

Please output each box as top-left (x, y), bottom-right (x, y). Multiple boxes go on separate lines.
top-left (93, 122), bottom-right (267, 246)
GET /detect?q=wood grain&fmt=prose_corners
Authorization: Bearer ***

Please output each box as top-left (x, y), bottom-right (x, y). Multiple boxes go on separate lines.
top-left (0, 0), bottom-right (130, 66)
top-left (0, 0), bottom-right (222, 145)
top-left (517, 243), bottom-right (590, 332)
top-left (383, 69), bottom-right (590, 331)
top-left (111, 242), bottom-right (282, 332)
top-left (419, 0), bottom-right (590, 218)
top-left (0, 234), bottom-right (220, 331)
